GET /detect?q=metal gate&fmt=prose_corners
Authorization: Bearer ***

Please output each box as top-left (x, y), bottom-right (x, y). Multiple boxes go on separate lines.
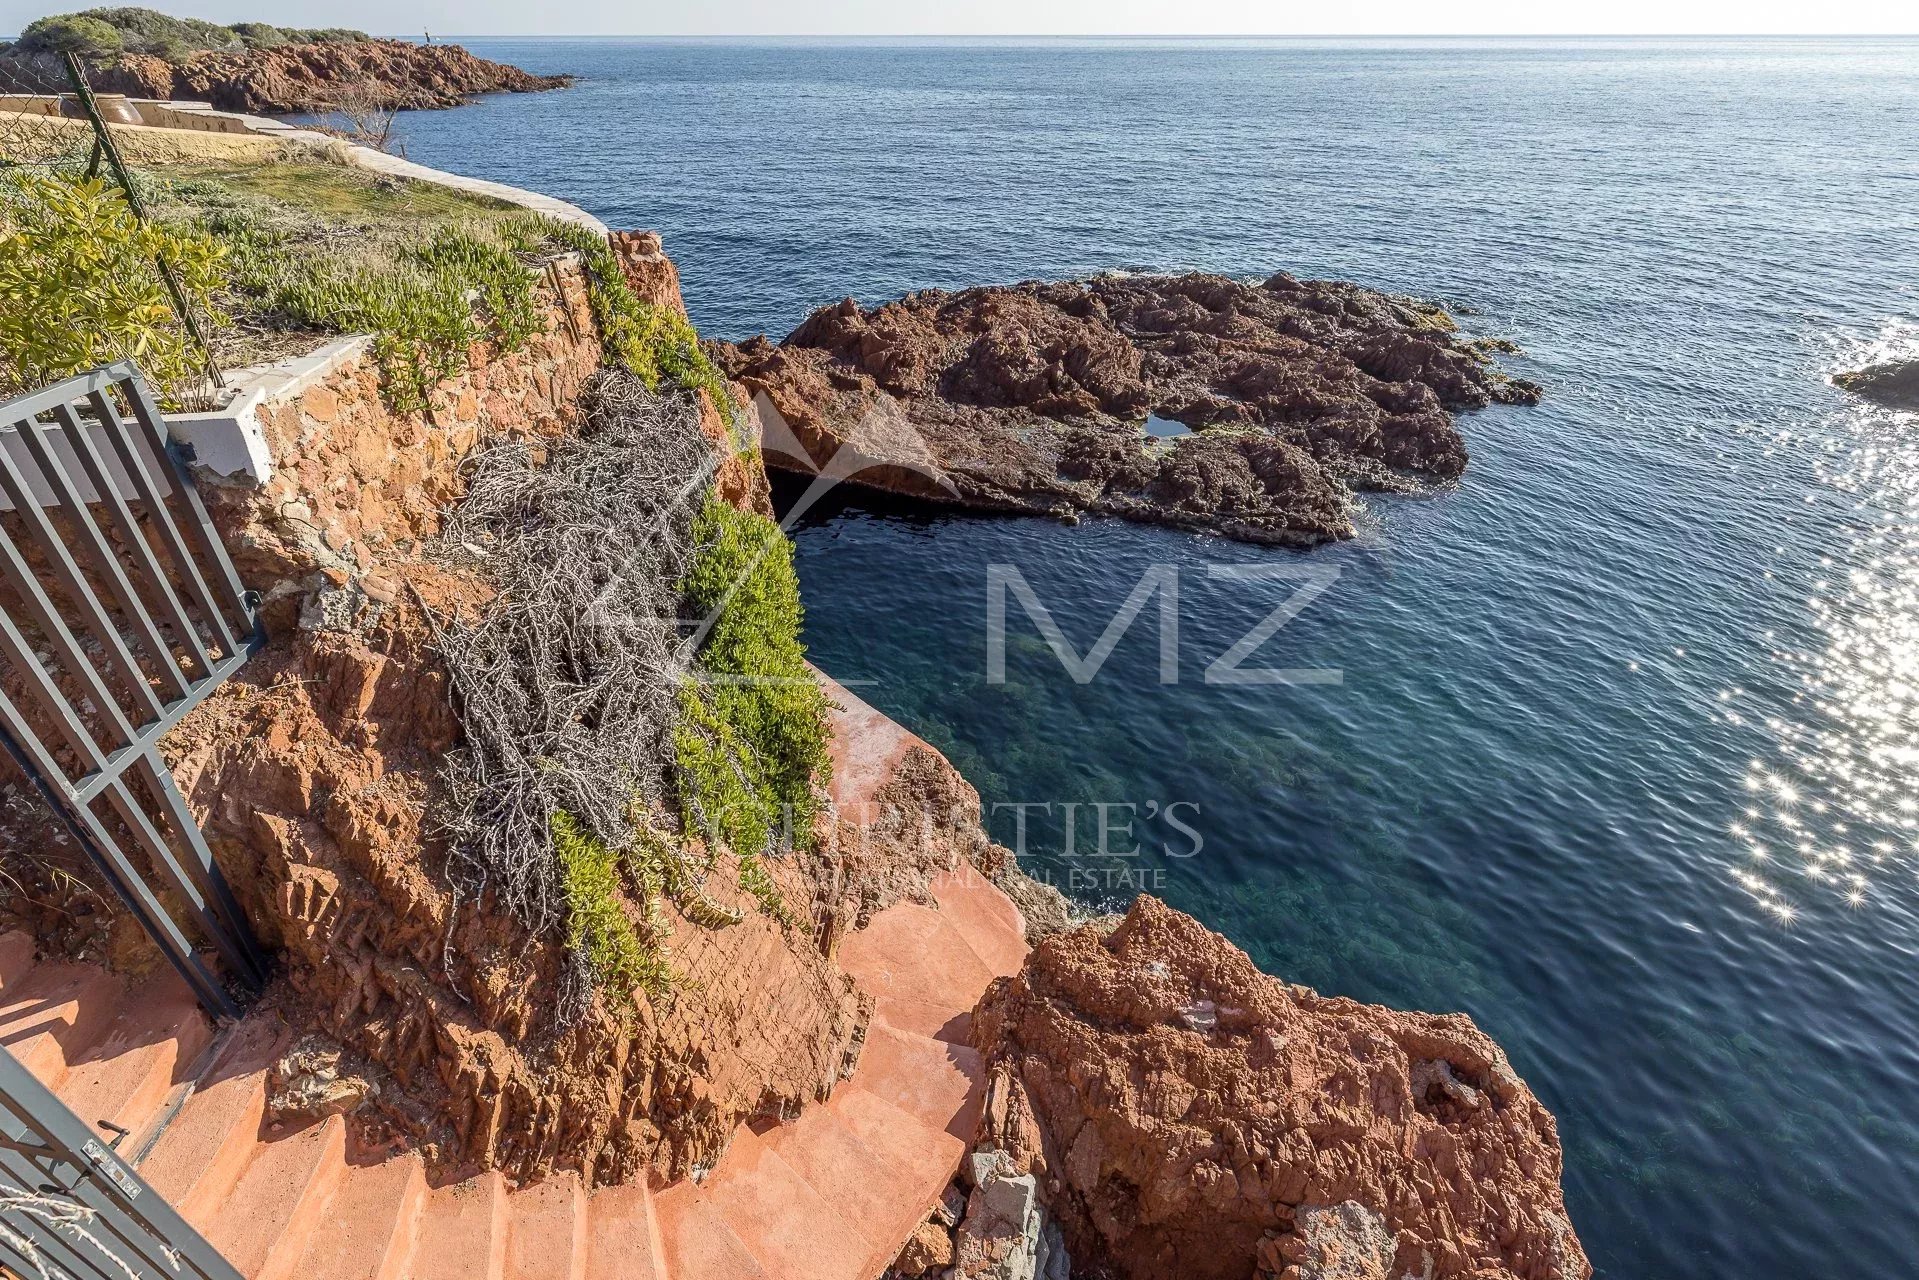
top-left (0, 363), bottom-right (266, 1018)
top-left (0, 1044), bottom-right (243, 1280)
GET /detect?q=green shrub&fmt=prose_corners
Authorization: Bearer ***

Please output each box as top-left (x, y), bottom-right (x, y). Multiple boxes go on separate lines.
top-left (17, 9), bottom-right (369, 61)
top-left (552, 810), bottom-right (673, 1003)
top-left (17, 13), bottom-right (124, 57)
top-left (673, 496), bottom-right (831, 923)
top-left (286, 27), bottom-right (370, 44)
top-left (0, 170), bottom-right (224, 403)
top-left (227, 21), bottom-right (286, 48)
top-left (59, 7), bottom-right (239, 56)
top-left (545, 219), bottom-right (735, 415)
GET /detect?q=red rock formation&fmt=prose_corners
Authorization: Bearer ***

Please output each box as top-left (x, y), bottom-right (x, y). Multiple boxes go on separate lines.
top-left (2, 40), bottom-right (567, 114)
top-left (610, 230), bottom-right (688, 316)
top-left (971, 896), bottom-right (1589, 1280)
top-left (150, 237), bottom-right (848, 1188)
top-left (715, 273), bottom-right (1540, 545)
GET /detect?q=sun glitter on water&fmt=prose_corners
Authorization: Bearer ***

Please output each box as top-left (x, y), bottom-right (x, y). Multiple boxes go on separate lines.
top-left (1726, 319), bottom-right (1919, 926)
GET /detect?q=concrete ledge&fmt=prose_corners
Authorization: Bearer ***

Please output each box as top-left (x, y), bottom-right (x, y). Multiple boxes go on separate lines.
top-left (166, 336), bottom-right (372, 485)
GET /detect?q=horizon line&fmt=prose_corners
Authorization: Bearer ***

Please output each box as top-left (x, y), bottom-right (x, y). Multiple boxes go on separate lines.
top-left (411, 30), bottom-right (1919, 38)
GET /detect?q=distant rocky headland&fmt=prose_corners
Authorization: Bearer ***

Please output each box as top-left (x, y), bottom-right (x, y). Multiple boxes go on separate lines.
top-left (716, 271), bottom-right (1542, 545)
top-left (0, 8), bottom-right (568, 113)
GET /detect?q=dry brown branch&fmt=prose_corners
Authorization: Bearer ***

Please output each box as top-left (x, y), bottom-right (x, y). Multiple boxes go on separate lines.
top-left (426, 370), bottom-right (716, 1018)
top-left (306, 79), bottom-right (404, 154)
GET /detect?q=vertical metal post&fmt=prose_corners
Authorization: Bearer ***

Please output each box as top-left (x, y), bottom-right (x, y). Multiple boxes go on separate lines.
top-left (61, 52), bottom-right (226, 393)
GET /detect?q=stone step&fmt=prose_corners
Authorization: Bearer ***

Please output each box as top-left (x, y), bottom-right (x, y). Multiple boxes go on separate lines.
top-left (826, 1085), bottom-right (967, 1244)
top-left (0, 959), bottom-right (130, 1089)
top-left (700, 1127), bottom-right (874, 1280)
top-left (929, 869), bottom-right (1029, 978)
top-left (409, 1169), bottom-right (510, 1280)
top-left (285, 1153), bottom-right (427, 1280)
top-left (505, 1168), bottom-right (588, 1280)
top-left (138, 1016), bottom-right (283, 1221)
top-left (201, 1113), bottom-right (347, 1280)
top-left (759, 1092), bottom-right (938, 1278)
top-left (651, 1181), bottom-right (771, 1280)
top-left (854, 1022), bottom-right (987, 1145)
top-left (56, 971), bottom-right (212, 1148)
top-left (583, 1181), bottom-right (667, 1280)
top-left (836, 902), bottom-right (999, 1043)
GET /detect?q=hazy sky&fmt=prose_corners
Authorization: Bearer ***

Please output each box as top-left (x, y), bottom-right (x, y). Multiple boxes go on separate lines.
top-left (4, 0), bottom-right (1916, 37)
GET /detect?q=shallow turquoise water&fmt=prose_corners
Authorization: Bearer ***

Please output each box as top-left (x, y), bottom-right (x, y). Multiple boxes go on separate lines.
top-left (392, 37), bottom-right (1919, 1276)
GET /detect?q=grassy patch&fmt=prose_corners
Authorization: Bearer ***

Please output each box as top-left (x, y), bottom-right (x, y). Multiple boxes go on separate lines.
top-left (674, 496), bottom-right (832, 921)
top-left (150, 163), bottom-right (558, 410)
top-left (552, 810), bottom-right (673, 1003)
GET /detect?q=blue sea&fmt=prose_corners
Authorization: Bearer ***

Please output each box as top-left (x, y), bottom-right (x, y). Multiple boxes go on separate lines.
top-left (391, 37), bottom-right (1919, 1278)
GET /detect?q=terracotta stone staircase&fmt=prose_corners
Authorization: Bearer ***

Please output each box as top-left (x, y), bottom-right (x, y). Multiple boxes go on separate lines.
top-left (0, 865), bottom-right (1021, 1280)
top-left (0, 688), bottom-right (1027, 1280)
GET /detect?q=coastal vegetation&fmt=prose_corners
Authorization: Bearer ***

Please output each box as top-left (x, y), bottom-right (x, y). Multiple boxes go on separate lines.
top-left (548, 218), bottom-right (736, 416)
top-left (0, 160), bottom-right (578, 408)
top-left (150, 163), bottom-right (559, 407)
top-left (0, 167), bottom-right (225, 397)
top-left (13, 8), bottom-right (367, 62)
top-left (672, 495), bottom-right (832, 924)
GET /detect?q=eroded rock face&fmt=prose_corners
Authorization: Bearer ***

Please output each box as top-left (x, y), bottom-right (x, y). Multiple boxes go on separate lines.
top-left (170, 575), bottom-right (868, 1186)
top-left (715, 273), bottom-right (1540, 545)
top-left (971, 896), bottom-right (1590, 1280)
top-left (0, 40), bottom-right (568, 113)
top-left (154, 242), bottom-right (860, 1187)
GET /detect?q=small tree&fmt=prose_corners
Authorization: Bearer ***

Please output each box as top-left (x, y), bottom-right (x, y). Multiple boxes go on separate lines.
top-left (0, 171), bottom-right (227, 404)
top-left (313, 80), bottom-right (404, 155)
top-left (17, 14), bottom-right (125, 58)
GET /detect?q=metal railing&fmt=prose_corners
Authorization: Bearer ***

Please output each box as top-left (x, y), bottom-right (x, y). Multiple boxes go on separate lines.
top-left (0, 363), bottom-right (266, 1018)
top-left (0, 1044), bottom-right (243, 1280)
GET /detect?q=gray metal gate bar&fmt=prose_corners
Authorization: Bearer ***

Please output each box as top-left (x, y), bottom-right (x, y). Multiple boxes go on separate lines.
top-left (17, 403), bottom-right (191, 701)
top-left (0, 439), bottom-right (166, 722)
top-left (0, 363), bottom-right (268, 1021)
top-left (116, 375), bottom-right (251, 645)
top-left (0, 1045), bottom-right (245, 1280)
top-left (53, 399), bottom-right (214, 676)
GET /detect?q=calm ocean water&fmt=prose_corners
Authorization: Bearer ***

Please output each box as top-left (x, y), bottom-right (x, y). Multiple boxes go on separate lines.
top-left (392, 37), bottom-right (1919, 1277)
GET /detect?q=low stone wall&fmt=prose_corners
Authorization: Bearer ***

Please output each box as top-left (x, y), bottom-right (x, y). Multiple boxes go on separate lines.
top-left (192, 254), bottom-right (603, 619)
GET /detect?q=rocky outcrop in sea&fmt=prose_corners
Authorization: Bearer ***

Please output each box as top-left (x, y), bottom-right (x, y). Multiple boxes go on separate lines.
top-left (0, 38), bottom-right (568, 113)
top-left (715, 272), bottom-right (1541, 545)
top-left (958, 895), bottom-right (1590, 1280)
top-left (1834, 358), bottom-right (1919, 411)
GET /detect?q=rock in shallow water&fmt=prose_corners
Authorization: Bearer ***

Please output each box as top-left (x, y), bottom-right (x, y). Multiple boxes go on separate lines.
top-left (968, 895), bottom-right (1591, 1280)
top-left (714, 272), bottom-right (1541, 545)
top-left (1834, 360), bottom-right (1919, 411)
